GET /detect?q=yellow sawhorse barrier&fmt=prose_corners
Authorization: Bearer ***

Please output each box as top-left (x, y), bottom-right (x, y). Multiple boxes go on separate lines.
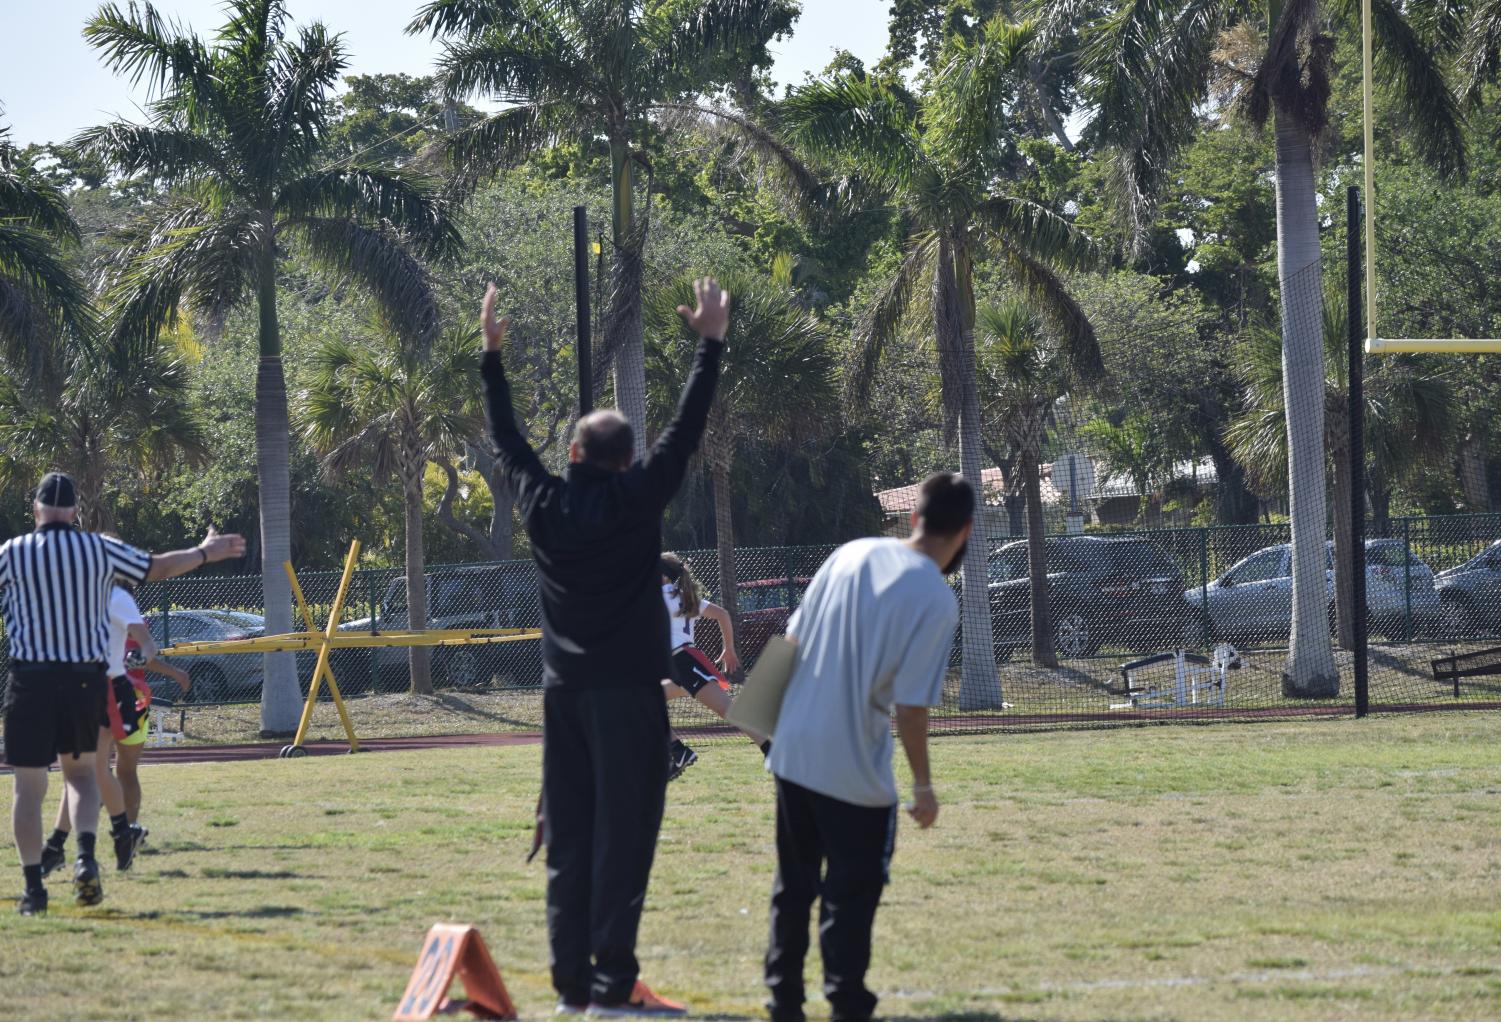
top-left (158, 540), bottom-right (541, 758)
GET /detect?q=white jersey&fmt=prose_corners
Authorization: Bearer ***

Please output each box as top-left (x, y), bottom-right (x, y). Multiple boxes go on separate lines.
top-left (105, 586), bottom-right (146, 678)
top-left (663, 584), bottom-right (696, 649)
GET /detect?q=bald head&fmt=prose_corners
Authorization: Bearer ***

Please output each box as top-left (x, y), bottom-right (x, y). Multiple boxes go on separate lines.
top-left (571, 410), bottom-right (635, 472)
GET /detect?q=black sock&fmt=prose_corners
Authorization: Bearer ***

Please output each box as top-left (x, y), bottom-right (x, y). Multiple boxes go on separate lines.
top-left (760, 740), bottom-right (772, 757)
top-left (109, 813), bottom-right (131, 838)
top-left (77, 832), bottom-right (96, 860)
top-left (45, 829), bottom-right (69, 851)
top-left (23, 864), bottom-right (43, 893)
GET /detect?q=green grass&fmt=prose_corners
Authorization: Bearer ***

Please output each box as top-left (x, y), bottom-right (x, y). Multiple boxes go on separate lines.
top-left (4, 714), bottom-right (1501, 1020)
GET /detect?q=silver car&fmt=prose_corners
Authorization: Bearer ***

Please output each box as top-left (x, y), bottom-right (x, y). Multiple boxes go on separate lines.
top-left (146, 610), bottom-right (266, 702)
top-left (1186, 539), bottom-right (1440, 642)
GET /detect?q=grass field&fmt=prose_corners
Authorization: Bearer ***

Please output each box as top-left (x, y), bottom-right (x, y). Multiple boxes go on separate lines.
top-left (3, 714), bottom-right (1501, 1021)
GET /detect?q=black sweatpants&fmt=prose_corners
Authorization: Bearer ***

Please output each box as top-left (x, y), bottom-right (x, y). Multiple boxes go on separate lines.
top-left (765, 777), bottom-right (898, 1022)
top-left (543, 685), bottom-right (671, 1007)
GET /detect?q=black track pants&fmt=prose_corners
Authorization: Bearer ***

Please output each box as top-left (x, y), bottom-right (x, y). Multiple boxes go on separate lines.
top-left (543, 685), bottom-right (670, 1007)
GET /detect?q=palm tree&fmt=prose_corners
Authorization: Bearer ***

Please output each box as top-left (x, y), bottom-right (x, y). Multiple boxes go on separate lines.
top-left (0, 122), bottom-right (94, 381)
top-left (77, 1), bottom-right (460, 732)
top-left (975, 299), bottom-right (1103, 666)
top-left (645, 268), bottom-right (837, 638)
top-left (1227, 298), bottom-right (1454, 651)
top-left (0, 337), bottom-right (210, 532)
top-left (299, 324), bottom-right (482, 694)
top-left (764, 21), bottom-right (1102, 707)
top-left (410, 0), bottom-right (795, 459)
top-left (1072, 0), bottom-right (1463, 695)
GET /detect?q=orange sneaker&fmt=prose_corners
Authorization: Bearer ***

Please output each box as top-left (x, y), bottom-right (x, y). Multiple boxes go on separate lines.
top-left (587, 981), bottom-right (688, 1017)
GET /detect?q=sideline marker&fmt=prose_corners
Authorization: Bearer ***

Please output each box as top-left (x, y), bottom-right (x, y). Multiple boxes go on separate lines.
top-left (394, 924), bottom-right (518, 1021)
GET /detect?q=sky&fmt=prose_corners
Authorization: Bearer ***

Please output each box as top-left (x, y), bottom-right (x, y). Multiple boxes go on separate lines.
top-left (0, 1), bottom-right (891, 147)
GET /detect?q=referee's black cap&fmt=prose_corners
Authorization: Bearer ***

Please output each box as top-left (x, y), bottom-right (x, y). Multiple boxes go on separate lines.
top-left (35, 471), bottom-right (77, 508)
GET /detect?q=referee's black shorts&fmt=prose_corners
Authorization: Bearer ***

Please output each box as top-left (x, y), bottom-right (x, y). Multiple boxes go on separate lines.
top-left (2, 661), bottom-right (109, 768)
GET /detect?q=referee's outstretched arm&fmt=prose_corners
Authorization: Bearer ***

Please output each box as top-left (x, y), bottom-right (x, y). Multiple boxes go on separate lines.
top-left (145, 527), bottom-right (247, 582)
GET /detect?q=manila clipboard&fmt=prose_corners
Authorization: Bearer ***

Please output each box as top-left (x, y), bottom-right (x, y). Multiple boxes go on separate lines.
top-left (727, 635), bottom-right (797, 737)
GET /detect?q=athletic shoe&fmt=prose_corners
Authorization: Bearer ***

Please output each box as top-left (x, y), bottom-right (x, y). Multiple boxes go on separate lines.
top-left (38, 842), bottom-right (66, 878)
top-left (114, 825), bottom-right (145, 872)
top-left (17, 889), bottom-right (47, 916)
top-left (556, 1002), bottom-right (587, 1016)
top-left (587, 981), bottom-right (688, 1017)
top-left (667, 740), bottom-right (697, 783)
top-left (134, 825), bottom-right (151, 853)
top-left (73, 857), bottom-right (104, 907)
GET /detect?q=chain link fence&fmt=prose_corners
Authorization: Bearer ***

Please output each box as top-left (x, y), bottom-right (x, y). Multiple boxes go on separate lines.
top-left (5, 514), bottom-right (1500, 743)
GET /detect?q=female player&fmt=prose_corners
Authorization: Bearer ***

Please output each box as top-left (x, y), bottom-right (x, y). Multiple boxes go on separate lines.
top-left (40, 578), bottom-right (191, 876)
top-left (660, 553), bottom-right (768, 778)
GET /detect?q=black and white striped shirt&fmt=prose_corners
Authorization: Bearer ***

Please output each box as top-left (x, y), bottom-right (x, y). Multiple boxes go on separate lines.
top-left (0, 524), bottom-right (153, 664)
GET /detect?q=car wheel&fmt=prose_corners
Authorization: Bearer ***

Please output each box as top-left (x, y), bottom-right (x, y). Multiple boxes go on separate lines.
top-left (1439, 595), bottom-right (1475, 639)
top-left (437, 648), bottom-right (484, 690)
top-left (1054, 613), bottom-right (1092, 658)
top-left (188, 663), bottom-right (228, 703)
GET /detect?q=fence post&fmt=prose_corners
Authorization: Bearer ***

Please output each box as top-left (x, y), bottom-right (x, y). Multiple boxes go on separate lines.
top-left (1198, 527), bottom-right (1211, 646)
top-left (1402, 516), bottom-right (1414, 643)
top-left (160, 579), bottom-right (171, 646)
top-left (783, 546), bottom-right (798, 611)
top-left (1348, 185), bottom-right (1369, 719)
top-left (367, 571), bottom-right (378, 693)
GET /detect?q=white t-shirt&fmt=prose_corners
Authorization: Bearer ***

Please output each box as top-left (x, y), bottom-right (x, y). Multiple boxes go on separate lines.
top-left (767, 538), bottom-right (958, 807)
top-left (663, 584), bottom-right (696, 649)
top-left (106, 586), bottom-right (146, 678)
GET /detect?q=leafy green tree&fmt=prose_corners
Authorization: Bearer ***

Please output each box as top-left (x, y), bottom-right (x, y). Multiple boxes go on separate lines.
top-left (410, 0), bottom-right (795, 460)
top-left (976, 298), bottom-right (1103, 665)
top-left (1227, 298), bottom-right (1454, 649)
top-left (1070, 0), bottom-right (1463, 696)
top-left (0, 123), bottom-right (94, 380)
top-left (646, 269), bottom-right (837, 633)
top-left (764, 20), bottom-right (1102, 706)
top-left (0, 338), bottom-right (209, 532)
top-left (77, 0), bottom-right (460, 732)
top-left (299, 324), bottom-right (482, 694)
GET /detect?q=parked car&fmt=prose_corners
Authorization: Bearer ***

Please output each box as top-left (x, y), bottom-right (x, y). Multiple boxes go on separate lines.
top-left (985, 536), bottom-right (1191, 658)
top-left (336, 563), bottom-right (542, 691)
top-left (1187, 539), bottom-right (1440, 642)
top-left (1436, 540), bottom-right (1501, 636)
top-left (146, 610), bottom-right (266, 702)
top-left (692, 577), bottom-right (812, 665)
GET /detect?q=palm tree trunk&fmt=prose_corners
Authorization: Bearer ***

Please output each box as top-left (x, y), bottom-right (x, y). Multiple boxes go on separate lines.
top-left (403, 455), bottom-right (433, 695)
top-left (1022, 445), bottom-right (1057, 667)
top-left (607, 136), bottom-right (648, 460)
top-left (253, 241), bottom-right (301, 735)
top-left (708, 433), bottom-right (741, 649)
top-left (1272, 109), bottom-right (1339, 697)
top-left (947, 242), bottom-right (1003, 710)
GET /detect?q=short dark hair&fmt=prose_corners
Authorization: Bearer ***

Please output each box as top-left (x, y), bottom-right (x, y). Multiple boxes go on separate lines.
top-left (916, 472), bottom-right (974, 537)
top-left (574, 411), bottom-right (635, 471)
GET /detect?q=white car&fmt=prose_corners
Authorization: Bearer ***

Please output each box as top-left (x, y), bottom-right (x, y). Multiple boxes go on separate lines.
top-left (1186, 539), bottom-right (1440, 642)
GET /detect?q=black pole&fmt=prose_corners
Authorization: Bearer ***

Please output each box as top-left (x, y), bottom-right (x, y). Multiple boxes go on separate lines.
top-left (573, 205), bottom-right (593, 416)
top-left (1348, 185), bottom-right (1369, 718)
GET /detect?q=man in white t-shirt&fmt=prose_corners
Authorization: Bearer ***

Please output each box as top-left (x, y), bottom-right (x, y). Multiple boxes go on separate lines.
top-left (762, 472), bottom-right (971, 1022)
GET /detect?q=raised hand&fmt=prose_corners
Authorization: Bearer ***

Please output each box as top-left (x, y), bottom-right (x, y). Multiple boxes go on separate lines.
top-left (676, 276), bottom-right (731, 341)
top-left (482, 283), bottom-right (511, 352)
top-left (198, 526), bottom-right (246, 563)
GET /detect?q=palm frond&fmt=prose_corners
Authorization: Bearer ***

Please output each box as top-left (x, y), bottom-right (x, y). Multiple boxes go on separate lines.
top-left (431, 103), bottom-right (572, 196)
top-left (979, 195), bottom-right (1101, 272)
top-left (996, 244), bottom-right (1104, 383)
top-left (849, 232), bottom-right (938, 408)
top-left (277, 167), bottom-right (461, 260)
top-left (98, 201), bottom-right (261, 358)
top-left (433, 18), bottom-right (593, 105)
top-left (0, 134), bottom-right (82, 242)
top-left (268, 20), bottom-right (348, 157)
top-left (290, 216), bottom-right (442, 347)
top-left (83, 2), bottom-right (219, 112)
top-left (1457, 0), bottom-right (1501, 102)
top-left (68, 122), bottom-right (228, 186)
top-left (651, 0), bottom-right (796, 82)
top-left (1326, 0), bottom-right (1466, 178)
top-left (928, 17), bottom-right (1037, 164)
top-left (0, 223), bottom-right (96, 376)
top-left (408, 0), bottom-right (532, 38)
top-left (781, 74), bottom-right (925, 190)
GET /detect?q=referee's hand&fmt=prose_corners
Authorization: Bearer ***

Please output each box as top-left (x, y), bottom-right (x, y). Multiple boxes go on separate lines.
top-left (198, 527), bottom-right (246, 563)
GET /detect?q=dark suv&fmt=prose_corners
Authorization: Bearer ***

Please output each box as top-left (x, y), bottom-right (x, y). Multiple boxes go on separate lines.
top-left (987, 536), bottom-right (1190, 657)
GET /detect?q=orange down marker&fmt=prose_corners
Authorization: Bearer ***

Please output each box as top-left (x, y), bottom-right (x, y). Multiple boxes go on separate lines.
top-left (394, 924), bottom-right (518, 1021)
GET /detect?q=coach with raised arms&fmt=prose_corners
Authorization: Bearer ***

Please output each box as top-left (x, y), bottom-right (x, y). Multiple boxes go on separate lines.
top-left (3, 472), bottom-right (246, 916)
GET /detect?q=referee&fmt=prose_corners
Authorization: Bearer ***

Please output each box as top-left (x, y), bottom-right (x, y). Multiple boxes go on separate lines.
top-left (3, 472), bottom-right (245, 916)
